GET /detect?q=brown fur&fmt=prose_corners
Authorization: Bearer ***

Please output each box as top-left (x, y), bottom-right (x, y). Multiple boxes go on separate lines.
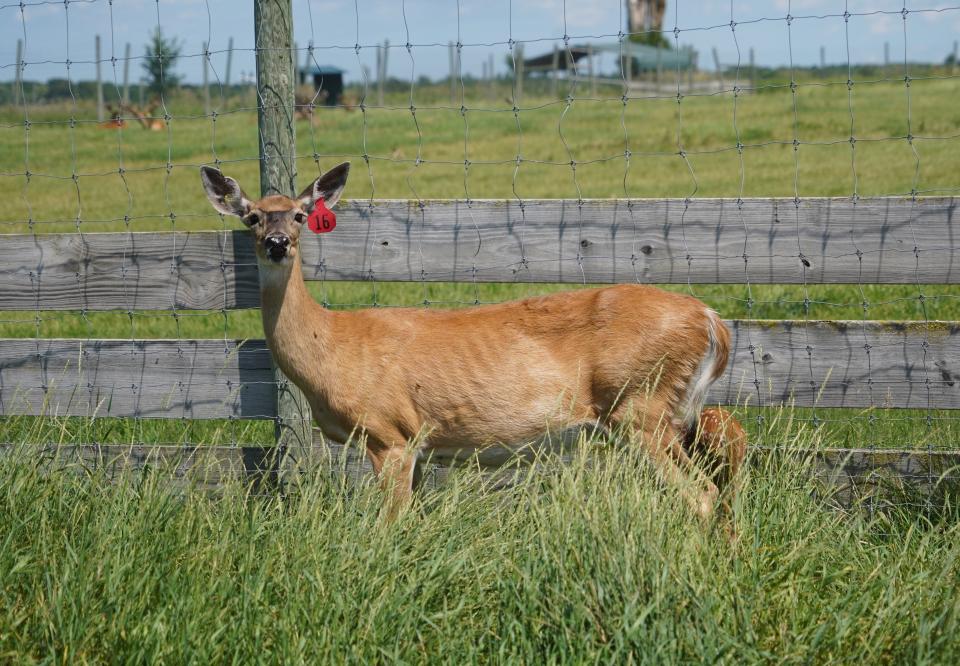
top-left (201, 163), bottom-right (747, 524)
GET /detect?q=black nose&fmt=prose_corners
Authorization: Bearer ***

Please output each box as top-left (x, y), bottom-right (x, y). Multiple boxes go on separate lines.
top-left (264, 235), bottom-right (290, 260)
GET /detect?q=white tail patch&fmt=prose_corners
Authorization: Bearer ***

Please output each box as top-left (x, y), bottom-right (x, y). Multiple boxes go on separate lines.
top-left (677, 309), bottom-right (726, 430)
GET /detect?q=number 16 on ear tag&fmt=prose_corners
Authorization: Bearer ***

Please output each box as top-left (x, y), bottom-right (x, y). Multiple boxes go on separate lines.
top-left (307, 198), bottom-right (336, 234)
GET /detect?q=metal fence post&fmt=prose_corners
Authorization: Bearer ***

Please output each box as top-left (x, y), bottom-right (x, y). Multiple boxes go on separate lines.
top-left (254, 0), bottom-right (312, 475)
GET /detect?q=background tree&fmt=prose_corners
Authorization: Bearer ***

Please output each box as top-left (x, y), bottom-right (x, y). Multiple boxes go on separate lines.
top-left (142, 28), bottom-right (182, 96)
top-left (626, 0), bottom-right (669, 48)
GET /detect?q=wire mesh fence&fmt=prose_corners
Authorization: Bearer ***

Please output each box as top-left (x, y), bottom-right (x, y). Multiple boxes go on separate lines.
top-left (0, 0), bottom-right (958, 489)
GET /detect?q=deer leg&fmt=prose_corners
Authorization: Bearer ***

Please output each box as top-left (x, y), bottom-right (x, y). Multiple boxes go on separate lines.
top-left (367, 443), bottom-right (417, 523)
top-left (625, 416), bottom-right (720, 524)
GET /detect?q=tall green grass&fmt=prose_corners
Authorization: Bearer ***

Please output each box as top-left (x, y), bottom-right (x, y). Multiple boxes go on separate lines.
top-left (1, 433), bottom-right (958, 663)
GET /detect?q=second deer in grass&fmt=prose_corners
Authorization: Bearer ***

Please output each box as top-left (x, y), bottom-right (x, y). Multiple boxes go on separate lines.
top-left (201, 163), bottom-right (746, 522)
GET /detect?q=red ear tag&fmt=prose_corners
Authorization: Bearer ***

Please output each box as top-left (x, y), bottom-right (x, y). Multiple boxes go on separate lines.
top-left (307, 198), bottom-right (337, 234)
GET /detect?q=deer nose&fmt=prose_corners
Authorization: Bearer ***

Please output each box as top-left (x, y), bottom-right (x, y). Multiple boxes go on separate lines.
top-left (264, 235), bottom-right (290, 261)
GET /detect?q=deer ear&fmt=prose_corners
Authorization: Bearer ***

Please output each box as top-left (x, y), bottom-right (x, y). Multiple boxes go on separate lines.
top-left (297, 162), bottom-right (350, 211)
top-left (200, 166), bottom-right (253, 217)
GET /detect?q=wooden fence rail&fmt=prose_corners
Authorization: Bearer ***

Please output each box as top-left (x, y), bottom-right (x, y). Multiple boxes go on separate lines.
top-left (0, 321), bottom-right (955, 418)
top-left (0, 197), bottom-right (957, 311)
top-left (2, 441), bottom-right (957, 509)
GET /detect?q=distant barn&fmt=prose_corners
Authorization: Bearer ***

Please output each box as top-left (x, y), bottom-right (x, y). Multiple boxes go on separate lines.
top-left (297, 65), bottom-right (345, 106)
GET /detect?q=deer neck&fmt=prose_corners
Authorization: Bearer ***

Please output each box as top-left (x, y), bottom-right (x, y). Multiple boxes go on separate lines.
top-left (258, 256), bottom-right (331, 382)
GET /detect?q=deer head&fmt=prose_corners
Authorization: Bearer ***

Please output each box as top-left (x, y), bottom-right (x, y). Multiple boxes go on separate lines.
top-left (200, 163), bottom-right (350, 265)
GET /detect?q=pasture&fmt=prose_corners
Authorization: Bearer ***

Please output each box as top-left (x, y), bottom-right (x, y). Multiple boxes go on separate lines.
top-left (1, 72), bottom-right (960, 662)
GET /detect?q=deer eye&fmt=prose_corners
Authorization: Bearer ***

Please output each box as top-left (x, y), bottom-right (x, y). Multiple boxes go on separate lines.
top-left (245, 213), bottom-right (261, 227)
top-left (294, 212), bottom-right (306, 224)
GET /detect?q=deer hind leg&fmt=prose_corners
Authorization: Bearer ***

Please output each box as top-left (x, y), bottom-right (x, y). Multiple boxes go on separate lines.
top-left (616, 406), bottom-right (720, 524)
top-left (367, 442), bottom-right (418, 523)
top-left (684, 408), bottom-right (747, 515)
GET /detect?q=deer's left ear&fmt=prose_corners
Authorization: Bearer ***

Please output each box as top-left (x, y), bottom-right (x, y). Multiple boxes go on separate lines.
top-left (297, 162), bottom-right (350, 211)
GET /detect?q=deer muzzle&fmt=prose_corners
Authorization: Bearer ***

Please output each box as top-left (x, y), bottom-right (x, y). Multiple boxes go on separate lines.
top-left (264, 235), bottom-right (290, 262)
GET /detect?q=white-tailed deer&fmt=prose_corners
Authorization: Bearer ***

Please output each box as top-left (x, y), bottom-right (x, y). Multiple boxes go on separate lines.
top-left (200, 163), bottom-right (746, 522)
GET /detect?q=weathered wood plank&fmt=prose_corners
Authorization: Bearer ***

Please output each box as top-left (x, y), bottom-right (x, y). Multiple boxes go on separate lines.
top-left (0, 443), bottom-right (281, 491)
top-left (715, 320), bottom-right (960, 410)
top-left (0, 321), bottom-right (956, 420)
top-left (304, 198), bottom-right (960, 286)
top-left (307, 432), bottom-right (960, 506)
top-left (3, 441), bottom-right (956, 508)
top-left (0, 231), bottom-right (260, 311)
top-left (765, 447), bottom-right (960, 509)
top-left (0, 197), bottom-right (956, 311)
top-left (0, 339), bottom-right (277, 419)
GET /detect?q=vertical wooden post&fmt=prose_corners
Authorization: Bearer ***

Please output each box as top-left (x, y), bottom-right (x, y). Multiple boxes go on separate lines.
top-left (254, 0), bottom-right (312, 468)
top-left (515, 43), bottom-right (524, 106)
top-left (819, 45), bottom-right (825, 72)
top-left (375, 45), bottom-right (382, 105)
top-left (202, 41), bottom-right (210, 115)
top-left (448, 41), bottom-right (456, 104)
top-left (14, 39), bottom-right (22, 107)
top-left (587, 44), bottom-right (596, 96)
top-left (884, 41), bottom-right (890, 74)
top-left (551, 43), bottom-right (559, 98)
top-left (488, 52), bottom-right (495, 100)
top-left (954, 40), bottom-right (959, 75)
top-left (379, 39), bottom-right (389, 106)
top-left (225, 37), bottom-right (234, 92)
top-left (688, 49), bottom-right (696, 92)
top-left (122, 43), bottom-right (131, 104)
top-left (95, 35), bottom-right (104, 121)
top-left (748, 47), bottom-right (755, 92)
top-left (712, 47), bottom-right (723, 90)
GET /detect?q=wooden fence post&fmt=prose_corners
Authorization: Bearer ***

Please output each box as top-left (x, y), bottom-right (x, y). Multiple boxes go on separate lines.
top-left (712, 47), bottom-right (723, 90)
top-left (224, 37), bottom-right (234, 94)
top-left (14, 39), bottom-right (22, 107)
top-left (448, 41), bottom-right (456, 104)
top-left (515, 44), bottom-right (524, 105)
top-left (122, 43), bottom-right (131, 104)
top-left (379, 39), bottom-right (389, 106)
top-left (254, 0), bottom-right (312, 473)
top-left (95, 35), bottom-right (104, 121)
top-left (202, 41), bottom-right (210, 115)
top-left (587, 44), bottom-right (596, 96)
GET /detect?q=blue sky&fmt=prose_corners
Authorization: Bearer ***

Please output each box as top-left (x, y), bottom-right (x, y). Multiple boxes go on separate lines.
top-left (2, 1), bottom-right (959, 86)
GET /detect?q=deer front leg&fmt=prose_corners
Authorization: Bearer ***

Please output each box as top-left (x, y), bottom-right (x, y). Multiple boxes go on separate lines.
top-left (367, 442), bottom-right (418, 523)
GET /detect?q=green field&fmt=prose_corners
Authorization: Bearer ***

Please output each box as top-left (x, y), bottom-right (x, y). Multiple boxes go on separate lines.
top-left (0, 75), bottom-right (959, 662)
top-left (1, 76), bottom-right (958, 448)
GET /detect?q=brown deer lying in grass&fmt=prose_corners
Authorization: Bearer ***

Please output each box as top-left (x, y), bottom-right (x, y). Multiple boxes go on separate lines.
top-left (200, 163), bottom-right (746, 523)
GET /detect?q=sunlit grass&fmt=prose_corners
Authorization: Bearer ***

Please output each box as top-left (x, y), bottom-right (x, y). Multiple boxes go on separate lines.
top-left (1, 429), bottom-right (958, 663)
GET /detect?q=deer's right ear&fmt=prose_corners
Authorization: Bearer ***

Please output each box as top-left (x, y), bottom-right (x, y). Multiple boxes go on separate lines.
top-left (200, 166), bottom-right (253, 217)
